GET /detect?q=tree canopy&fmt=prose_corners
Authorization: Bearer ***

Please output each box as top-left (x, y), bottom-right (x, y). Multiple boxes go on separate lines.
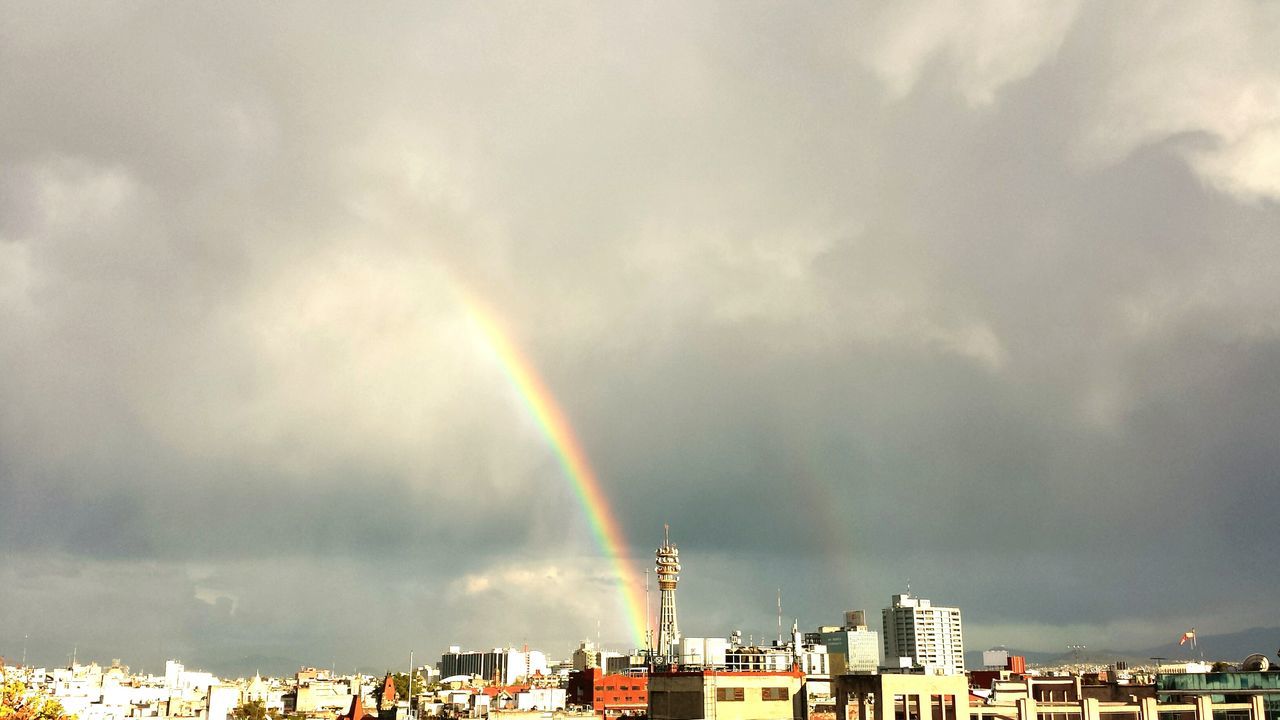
top-left (231, 700), bottom-right (269, 720)
top-left (375, 673), bottom-right (428, 706)
top-left (1, 681), bottom-right (73, 720)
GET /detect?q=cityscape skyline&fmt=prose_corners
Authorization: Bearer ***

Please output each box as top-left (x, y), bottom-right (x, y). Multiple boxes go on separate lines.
top-left (4, 0), bottom-right (1280, 681)
top-left (3, 535), bottom-right (1269, 679)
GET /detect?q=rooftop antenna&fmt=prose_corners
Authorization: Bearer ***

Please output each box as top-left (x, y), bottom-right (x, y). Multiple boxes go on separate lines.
top-left (777, 589), bottom-right (783, 646)
top-left (407, 651), bottom-right (414, 720)
top-left (645, 569), bottom-right (652, 655)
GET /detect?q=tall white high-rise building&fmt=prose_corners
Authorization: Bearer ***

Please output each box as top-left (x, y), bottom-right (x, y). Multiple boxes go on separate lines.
top-left (881, 593), bottom-right (964, 675)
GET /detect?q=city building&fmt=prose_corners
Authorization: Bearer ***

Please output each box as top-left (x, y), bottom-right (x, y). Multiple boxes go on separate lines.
top-left (881, 593), bottom-right (964, 675)
top-left (648, 668), bottom-right (806, 720)
top-left (439, 648), bottom-right (549, 685)
top-left (678, 638), bottom-right (729, 668)
top-left (722, 645), bottom-right (802, 674)
top-left (207, 685), bottom-right (240, 720)
top-left (675, 635), bottom-right (828, 676)
top-left (832, 671), bottom-right (967, 720)
top-left (573, 642), bottom-right (601, 671)
top-left (1158, 671), bottom-right (1280, 720)
top-left (515, 687), bottom-right (567, 711)
top-left (983, 648), bottom-right (1011, 669)
top-left (567, 668), bottom-right (648, 717)
top-left (815, 610), bottom-right (880, 675)
top-left (603, 655), bottom-right (647, 675)
top-left (293, 667), bottom-right (357, 717)
top-left (375, 673), bottom-right (398, 720)
top-left (574, 641), bottom-right (637, 674)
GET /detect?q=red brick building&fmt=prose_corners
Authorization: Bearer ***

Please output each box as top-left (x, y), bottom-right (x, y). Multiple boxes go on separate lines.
top-left (567, 668), bottom-right (648, 717)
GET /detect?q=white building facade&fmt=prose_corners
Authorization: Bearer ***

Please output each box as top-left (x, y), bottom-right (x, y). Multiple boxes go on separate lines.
top-left (881, 593), bottom-right (964, 675)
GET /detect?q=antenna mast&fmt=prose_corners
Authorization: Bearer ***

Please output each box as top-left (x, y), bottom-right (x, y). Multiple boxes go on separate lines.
top-left (407, 651), bottom-right (414, 720)
top-left (776, 589), bottom-right (783, 646)
top-left (645, 569), bottom-right (652, 654)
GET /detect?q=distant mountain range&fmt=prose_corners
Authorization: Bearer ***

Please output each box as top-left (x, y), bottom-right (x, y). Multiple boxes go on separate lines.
top-left (966, 627), bottom-right (1280, 668)
top-left (189, 653), bottom-right (307, 679)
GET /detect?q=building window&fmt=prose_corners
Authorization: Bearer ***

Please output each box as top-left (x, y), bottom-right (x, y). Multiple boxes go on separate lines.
top-left (762, 688), bottom-right (790, 701)
top-left (716, 688), bottom-right (745, 702)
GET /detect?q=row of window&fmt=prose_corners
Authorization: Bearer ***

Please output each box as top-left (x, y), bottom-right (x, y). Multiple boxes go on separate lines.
top-left (594, 686), bottom-right (644, 691)
top-left (714, 687), bottom-right (790, 702)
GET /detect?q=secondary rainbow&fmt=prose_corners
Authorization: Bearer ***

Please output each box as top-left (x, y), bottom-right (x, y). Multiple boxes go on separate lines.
top-left (460, 292), bottom-right (649, 649)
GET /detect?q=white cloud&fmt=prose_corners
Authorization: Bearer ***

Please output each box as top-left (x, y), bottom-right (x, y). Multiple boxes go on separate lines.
top-left (442, 558), bottom-right (634, 648)
top-left (854, 0), bottom-right (1081, 105)
top-left (1077, 1), bottom-right (1280, 200)
top-left (3, 0), bottom-right (1280, 673)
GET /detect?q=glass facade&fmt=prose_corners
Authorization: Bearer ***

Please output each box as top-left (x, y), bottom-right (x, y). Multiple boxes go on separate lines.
top-left (1156, 673), bottom-right (1280, 720)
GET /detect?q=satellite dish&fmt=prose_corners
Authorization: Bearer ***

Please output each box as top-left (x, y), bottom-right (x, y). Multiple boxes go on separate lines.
top-left (1241, 654), bottom-right (1270, 672)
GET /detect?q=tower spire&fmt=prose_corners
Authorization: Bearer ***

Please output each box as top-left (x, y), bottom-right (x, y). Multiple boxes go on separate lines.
top-left (655, 525), bottom-right (681, 662)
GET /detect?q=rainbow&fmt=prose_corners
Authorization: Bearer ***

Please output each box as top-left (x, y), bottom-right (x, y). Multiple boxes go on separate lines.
top-left (459, 291), bottom-right (649, 649)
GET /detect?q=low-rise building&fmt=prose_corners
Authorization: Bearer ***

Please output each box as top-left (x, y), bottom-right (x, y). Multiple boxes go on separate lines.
top-left (648, 668), bottom-right (806, 720)
top-left (567, 668), bottom-right (647, 717)
top-left (294, 673), bottom-right (355, 716)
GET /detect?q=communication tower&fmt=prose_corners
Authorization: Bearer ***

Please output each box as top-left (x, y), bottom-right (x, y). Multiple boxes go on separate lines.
top-left (655, 524), bottom-right (681, 659)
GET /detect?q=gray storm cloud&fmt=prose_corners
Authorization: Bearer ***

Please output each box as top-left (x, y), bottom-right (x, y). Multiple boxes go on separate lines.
top-left (2, 1), bottom-right (1279, 675)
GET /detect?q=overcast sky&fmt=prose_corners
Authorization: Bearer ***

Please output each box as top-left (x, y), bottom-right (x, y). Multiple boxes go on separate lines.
top-left (3, 1), bottom-right (1280, 677)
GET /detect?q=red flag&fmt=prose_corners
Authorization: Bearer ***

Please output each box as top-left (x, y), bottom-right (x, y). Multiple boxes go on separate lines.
top-left (1179, 629), bottom-right (1196, 646)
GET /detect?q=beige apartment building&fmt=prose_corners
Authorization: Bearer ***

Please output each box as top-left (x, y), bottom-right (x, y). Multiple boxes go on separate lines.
top-left (648, 668), bottom-right (806, 720)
